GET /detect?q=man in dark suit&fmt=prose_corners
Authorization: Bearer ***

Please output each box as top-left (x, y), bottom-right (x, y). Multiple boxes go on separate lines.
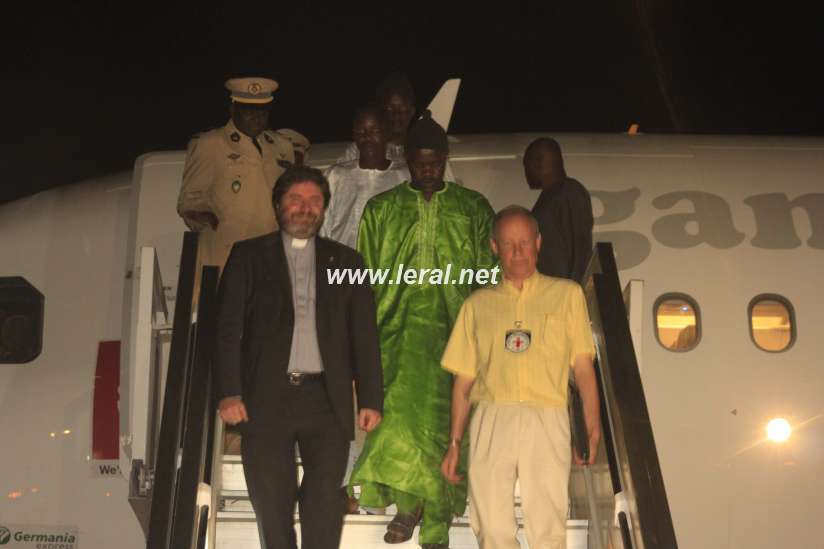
top-left (214, 165), bottom-right (384, 549)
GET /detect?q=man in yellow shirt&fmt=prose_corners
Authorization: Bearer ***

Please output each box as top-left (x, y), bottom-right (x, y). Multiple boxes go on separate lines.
top-left (440, 205), bottom-right (601, 549)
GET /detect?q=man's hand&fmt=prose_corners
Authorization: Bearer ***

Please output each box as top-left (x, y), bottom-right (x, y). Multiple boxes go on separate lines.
top-left (186, 211), bottom-right (219, 230)
top-left (440, 444), bottom-right (463, 485)
top-left (574, 428), bottom-right (601, 466)
top-left (572, 353), bottom-right (601, 466)
top-left (358, 408), bottom-right (382, 432)
top-left (441, 375), bottom-right (474, 486)
top-left (218, 396), bottom-right (249, 425)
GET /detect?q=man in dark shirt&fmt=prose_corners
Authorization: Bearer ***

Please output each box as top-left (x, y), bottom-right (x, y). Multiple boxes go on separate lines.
top-left (524, 138), bottom-right (593, 282)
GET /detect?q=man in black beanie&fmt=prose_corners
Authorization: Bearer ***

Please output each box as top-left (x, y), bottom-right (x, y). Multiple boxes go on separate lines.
top-left (349, 111), bottom-right (497, 549)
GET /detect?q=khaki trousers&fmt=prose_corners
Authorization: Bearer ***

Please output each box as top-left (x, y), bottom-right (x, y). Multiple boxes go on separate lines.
top-left (468, 402), bottom-right (571, 549)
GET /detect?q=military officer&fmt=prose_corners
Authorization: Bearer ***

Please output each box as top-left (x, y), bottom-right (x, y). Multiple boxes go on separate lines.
top-left (178, 77), bottom-right (296, 270)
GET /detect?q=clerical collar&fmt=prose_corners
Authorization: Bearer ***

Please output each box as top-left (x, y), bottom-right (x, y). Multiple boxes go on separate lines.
top-left (283, 233), bottom-right (314, 249)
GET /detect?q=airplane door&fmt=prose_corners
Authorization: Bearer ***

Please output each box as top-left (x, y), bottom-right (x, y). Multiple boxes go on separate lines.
top-left (622, 279), bottom-right (644, 374)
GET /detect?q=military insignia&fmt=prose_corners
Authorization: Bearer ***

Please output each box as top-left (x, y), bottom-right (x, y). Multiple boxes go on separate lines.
top-left (227, 153), bottom-right (241, 161)
top-left (231, 180), bottom-right (242, 193)
top-left (230, 132), bottom-right (240, 143)
top-left (248, 82), bottom-right (262, 94)
top-left (505, 329), bottom-right (531, 353)
top-left (264, 133), bottom-right (274, 144)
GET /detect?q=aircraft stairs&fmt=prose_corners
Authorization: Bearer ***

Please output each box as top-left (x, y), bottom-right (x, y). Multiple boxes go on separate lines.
top-left (214, 453), bottom-right (589, 548)
top-left (129, 233), bottom-right (677, 549)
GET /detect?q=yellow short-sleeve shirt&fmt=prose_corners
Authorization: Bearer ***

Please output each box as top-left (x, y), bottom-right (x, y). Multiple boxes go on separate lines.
top-left (441, 271), bottom-right (595, 408)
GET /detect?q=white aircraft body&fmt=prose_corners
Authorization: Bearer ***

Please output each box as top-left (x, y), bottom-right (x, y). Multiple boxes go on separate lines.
top-left (0, 129), bottom-right (822, 549)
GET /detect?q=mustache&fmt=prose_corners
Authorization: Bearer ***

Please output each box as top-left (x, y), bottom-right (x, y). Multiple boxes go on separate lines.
top-left (276, 208), bottom-right (325, 238)
top-left (276, 208), bottom-right (323, 229)
top-left (290, 213), bottom-right (317, 222)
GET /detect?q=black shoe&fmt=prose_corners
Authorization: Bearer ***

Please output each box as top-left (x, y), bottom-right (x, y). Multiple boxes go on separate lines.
top-left (383, 508), bottom-right (422, 544)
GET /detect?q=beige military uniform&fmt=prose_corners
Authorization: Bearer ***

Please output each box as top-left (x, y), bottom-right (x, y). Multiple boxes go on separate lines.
top-left (275, 128), bottom-right (311, 163)
top-left (178, 119), bottom-right (295, 269)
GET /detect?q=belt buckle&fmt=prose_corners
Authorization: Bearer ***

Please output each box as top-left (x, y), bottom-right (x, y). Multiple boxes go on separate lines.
top-left (288, 372), bottom-right (303, 386)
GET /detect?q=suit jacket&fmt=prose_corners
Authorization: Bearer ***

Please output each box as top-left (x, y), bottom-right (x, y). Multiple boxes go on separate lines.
top-left (213, 230), bottom-right (383, 440)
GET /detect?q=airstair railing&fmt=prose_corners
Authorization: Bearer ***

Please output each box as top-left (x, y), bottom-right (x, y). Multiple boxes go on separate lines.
top-left (568, 381), bottom-right (604, 549)
top-left (568, 242), bottom-right (677, 549)
top-left (169, 264), bottom-right (218, 548)
top-left (146, 232), bottom-right (220, 549)
top-left (145, 231), bottom-right (198, 548)
top-left (124, 246), bottom-right (171, 534)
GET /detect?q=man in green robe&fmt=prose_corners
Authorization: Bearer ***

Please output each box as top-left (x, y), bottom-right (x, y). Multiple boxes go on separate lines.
top-left (351, 111), bottom-right (496, 549)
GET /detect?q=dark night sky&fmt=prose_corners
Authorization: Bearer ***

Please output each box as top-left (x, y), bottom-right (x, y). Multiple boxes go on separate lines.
top-left (1, 5), bottom-right (822, 205)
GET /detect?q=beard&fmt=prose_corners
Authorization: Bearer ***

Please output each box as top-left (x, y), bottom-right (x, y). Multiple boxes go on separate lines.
top-left (276, 208), bottom-right (324, 239)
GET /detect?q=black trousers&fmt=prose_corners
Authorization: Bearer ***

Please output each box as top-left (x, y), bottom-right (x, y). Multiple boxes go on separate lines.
top-left (241, 377), bottom-right (349, 549)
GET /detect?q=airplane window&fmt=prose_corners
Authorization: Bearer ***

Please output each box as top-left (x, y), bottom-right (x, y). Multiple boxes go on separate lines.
top-left (0, 277), bottom-right (44, 364)
top-left (654, 294), bottom-right (700, 352)
top-left (749, 295), bottom-right (795, 352)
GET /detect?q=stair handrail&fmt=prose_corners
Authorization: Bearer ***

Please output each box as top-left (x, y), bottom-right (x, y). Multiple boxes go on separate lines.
top-left (570, 242), bottom-right (678, 549)
top-left (145, 232), bottom-right (220, 549)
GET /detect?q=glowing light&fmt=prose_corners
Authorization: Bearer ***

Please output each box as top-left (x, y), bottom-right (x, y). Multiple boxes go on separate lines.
top-left (8, 490), bottom-right (23, 500)
top-left (49, 432), bottom-right (56, 438)
top-left (657, 315), bottom-right (697, 328)
top-left (766, 418), bottom-right (792, 443)
top-left (63, 429), bottom-right (71, 435)
top-left (105, 492), bottom-right (112, 497)
top-left (31, 487), bottom-right (39, 493)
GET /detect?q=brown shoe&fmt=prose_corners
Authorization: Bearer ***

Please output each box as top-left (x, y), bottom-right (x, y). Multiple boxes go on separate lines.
top-left (340, 488), bottom-right (360, 514)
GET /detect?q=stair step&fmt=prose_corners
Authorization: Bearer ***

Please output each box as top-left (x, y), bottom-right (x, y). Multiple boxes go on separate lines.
top-left (217, 509), bottom-right (475, 525)
top-left (217, 455), bottom-right (590, 548)
top-left (220, 456), bottom-right (526, 501)
top-left (217, 512), bottom-right (474, 525)
top-left (215, 517), bottom-right (589, 549)
top-left (219, 488), bottom-right (521, 522)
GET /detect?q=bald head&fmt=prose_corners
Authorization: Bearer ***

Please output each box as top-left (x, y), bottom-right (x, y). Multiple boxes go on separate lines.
top-left (524, 137), bottom-right (561, 157)
top-left (493, 205), bottom-right (539, 240)
top-left (491, 205), bottom-right (541, 282)
top-left (523, 137), bottom-right (566, 191)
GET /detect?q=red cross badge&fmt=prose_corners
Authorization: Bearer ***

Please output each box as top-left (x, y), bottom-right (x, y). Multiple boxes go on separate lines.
top-left (505, 329), bottom-right (531, 353)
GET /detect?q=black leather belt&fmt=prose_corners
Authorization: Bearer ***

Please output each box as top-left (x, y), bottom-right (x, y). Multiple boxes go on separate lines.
top-left (287, 372), bottom-right (324, 386)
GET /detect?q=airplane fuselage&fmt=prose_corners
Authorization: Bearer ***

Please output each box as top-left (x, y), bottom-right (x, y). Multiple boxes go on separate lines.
top-left (1, 132), bottom-right (822, 549)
